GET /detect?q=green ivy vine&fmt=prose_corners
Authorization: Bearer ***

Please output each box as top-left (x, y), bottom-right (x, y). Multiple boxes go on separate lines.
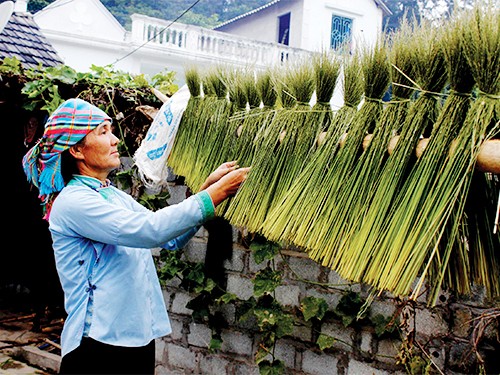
top-left (157, 232), bottom-right (401, 374)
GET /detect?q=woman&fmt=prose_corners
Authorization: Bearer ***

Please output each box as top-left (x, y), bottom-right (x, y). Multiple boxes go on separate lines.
top-left (22, 98), bottom-right (249, 374)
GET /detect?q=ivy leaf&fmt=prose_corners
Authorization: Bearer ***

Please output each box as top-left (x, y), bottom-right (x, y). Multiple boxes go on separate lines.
top-left (275, 313), bottom-right (294, 338)
top-left (317, 334), bottom-right (336, 350)
top-left (209, 336), bottom-right (222, 351)
top-left (216, 292), bottom-right (239, 304)
top-left (371, 313), bottom-right (397, 337)
top-left (114, 169), bottom-right (134, 191)
top-left (258, 359), bottom-right (285, 375)
top-left (186, 293), bottom-right (210, 322)
top-left (157, 250), bottom-right (183, 281)
top-left (335, 291), bottom-right (365, 327)
top-left (194, 278), bottom-right (216, 293)
top-left (236, 298), bottom-right (256, 323)
top-left (341, 315), bottom-right (355, 327)
top-left (182, 263), bottom-right (206, 291)
top-left (255, 346), bottom-right (270, 364)
top-left (300, 296), bottom-right (329, 321)
top-left (250, 238), bottom-right (280, 264)
top-left (253, 268), bottom-right (282, 297)
top-left (254, 308), bottom-right (278, 328)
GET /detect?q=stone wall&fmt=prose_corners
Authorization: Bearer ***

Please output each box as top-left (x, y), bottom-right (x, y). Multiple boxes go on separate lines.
top-left (153, 182), bottom-right (499, 375)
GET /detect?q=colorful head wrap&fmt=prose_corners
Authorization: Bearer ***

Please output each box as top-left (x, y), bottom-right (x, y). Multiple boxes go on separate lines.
top-left (22, 98), bottom-right (111, 219)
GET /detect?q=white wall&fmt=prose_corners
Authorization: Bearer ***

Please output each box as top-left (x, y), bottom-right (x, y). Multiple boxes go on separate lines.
top-left (216, 0), bottom-right (304, 48)
top-left (34, 0), bottom-right (129, 73)
top-left (304, 0), bottom-right (384, 51)
top-left (216, 0), bottom-right (384, 52)
top-left (34, 0), bottom-right (125, 41)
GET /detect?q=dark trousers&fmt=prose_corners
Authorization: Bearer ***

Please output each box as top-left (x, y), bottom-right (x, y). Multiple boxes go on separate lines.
top-left (59, 337), bottom-right (155, 374)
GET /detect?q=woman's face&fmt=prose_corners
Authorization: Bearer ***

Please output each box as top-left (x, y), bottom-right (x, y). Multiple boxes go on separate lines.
top-left (73, 121), bottom-right (121, 179)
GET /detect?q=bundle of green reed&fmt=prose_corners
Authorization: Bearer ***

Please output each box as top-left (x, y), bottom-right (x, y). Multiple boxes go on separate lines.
top-left (211, 68), bottom-right (254, 216)
top-left (221, 69), bottom-right (279, 219)
top-left (324, 21), bottom-right (417, 274)
top-left (235, 69), bottom-right (279, 166)
top-left (260, 51), bottom-right (342, 242)
top-left (462, 173), bottom-right (500, 299)
top-left (311, 51), bottom-right (341, 132)
top-left (187, 66), bottom-right (234, 191)
top-left (343, 17), bottom-right (448, 290)
top-left (357, 11), bottom-right (477, 302)
top-left (167, 66), bottom-right (202, 179)
top-left (299, 39), bottom-right (391, 258)
top-left (416, 4), bottom-right (500, 302)
top-left (260, 51), bottom-right (363, 245)
top-left (225, 61), bottom-right (317, 233)
top-left (197, 67), bottom-right (248, 192)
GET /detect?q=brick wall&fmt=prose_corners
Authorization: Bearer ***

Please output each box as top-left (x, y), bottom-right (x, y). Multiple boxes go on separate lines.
top-left (153, 182), bottom-right (499, 375)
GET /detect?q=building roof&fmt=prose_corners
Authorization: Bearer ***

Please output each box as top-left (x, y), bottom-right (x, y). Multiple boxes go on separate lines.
top-left (214, 0), bottom-right (391, 30)
top-left (0, 11), bottom-right (64, 69)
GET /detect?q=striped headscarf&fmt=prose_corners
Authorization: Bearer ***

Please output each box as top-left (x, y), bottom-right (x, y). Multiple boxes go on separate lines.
top-left (22, 98), bottom-right (111, 220)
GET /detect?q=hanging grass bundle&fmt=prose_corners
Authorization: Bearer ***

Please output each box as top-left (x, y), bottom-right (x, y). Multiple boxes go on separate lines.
top-left (356, 11), bottom-right (477, 302)
top-left (421, 4), bottom-right (500, 302)
top-left (311, 50), bottom-right (341, 132)
top-left (343, 17), bottom-right (448, 290)
top-left (328, 21), bottom-right (418, 275)
top-left (167, 66), bottom-right (202, 179)
top-left (187, 66), bottom-right (234, 191)
top-left (221, 69), bottom-right (279, 219)
top-left (225, 61), bottom-right (317, 233)
top-left (212, 69), bottom-right (256, 216)
top-left (197, 67), bottom-right (248, 193)
top-left (261, 51), bottom-right (363, 245)
top-left (301, 40), bottom-right (391, 259)
top-left (237, 69), bottom-right (279, 166)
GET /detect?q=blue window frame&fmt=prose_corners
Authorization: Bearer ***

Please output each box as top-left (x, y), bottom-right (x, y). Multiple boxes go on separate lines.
top-left (331, 15), bottom-right (352, 50)
top-left (278, 12), bottom-right (290, 45)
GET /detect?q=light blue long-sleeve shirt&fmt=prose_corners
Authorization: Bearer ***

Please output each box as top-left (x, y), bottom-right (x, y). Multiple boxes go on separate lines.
top-left (48, 175), bottom-right (215, 357)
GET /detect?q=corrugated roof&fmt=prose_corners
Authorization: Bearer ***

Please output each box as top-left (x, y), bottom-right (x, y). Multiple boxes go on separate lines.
top-left (214, 0), bottom-right (391, 30)
top-left (0, 12), bottom-right (63, 69)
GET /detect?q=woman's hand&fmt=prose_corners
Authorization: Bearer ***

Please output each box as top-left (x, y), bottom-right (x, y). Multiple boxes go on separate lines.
top-left (199, 161), bottom-right (239, 191)
top-left (203, 162), bottom-right (250, 207)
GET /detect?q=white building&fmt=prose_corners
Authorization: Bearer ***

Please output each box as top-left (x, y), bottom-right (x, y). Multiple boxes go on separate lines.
top-left (214, 0), bottom-right (390, 53)
top-left (30, 0), bottom-right (390, 107)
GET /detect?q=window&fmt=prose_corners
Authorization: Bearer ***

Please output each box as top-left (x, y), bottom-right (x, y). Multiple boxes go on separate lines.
top-left (331, 15), bottom-right (352, 50)
top-left (278, 12), bottom-right (290, 45)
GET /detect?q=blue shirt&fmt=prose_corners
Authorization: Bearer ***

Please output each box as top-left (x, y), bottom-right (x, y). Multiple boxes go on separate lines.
top-left (48, 175), bottom-right (215, 357)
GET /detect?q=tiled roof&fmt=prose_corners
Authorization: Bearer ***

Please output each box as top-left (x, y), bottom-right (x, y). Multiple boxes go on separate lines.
top-left (0, 12), bottom-right (63, 69)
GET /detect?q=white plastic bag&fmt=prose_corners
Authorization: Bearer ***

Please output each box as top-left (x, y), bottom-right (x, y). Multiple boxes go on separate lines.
top-left (133, 84), bottom-right (190, 192)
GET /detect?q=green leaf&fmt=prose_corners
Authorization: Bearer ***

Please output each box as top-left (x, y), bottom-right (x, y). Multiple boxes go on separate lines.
top-left (0, 56), bottom-right (22, 74)
top-left (194, 278), bottom-right (216, 293)
top-left (255, 346), bottom-right (270, 364)
top-left (371, 313), bottom-right (397, 337)
top-left (209, 337), bottom-right (222, 351)
top-left (317, 334), bottom-right (336, 350)
top-left (186, 293), bottom-right (210, 322)
top-left (184, 263), bottom-right (206, 287)
top-left (250, 237), bottom-right (280, 264)
top-left (236, 298), bottom-right (256, 323)
top-left (259, 359), bottom-right (285, 375)
top-left (158, 250), bottom-right (183, 280)
top-left (275, 314), bottom-right (294, 338)
top-left (253, 268), bottom-right (282, 297)
top-left (217, 292), bottom-right (239, 304)
top-left (254, 308), bottom-right (278, 328)
top-left (335, 291), bottom-right (365, 327)
top-left (300, 296), bottom-right (329, 321)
